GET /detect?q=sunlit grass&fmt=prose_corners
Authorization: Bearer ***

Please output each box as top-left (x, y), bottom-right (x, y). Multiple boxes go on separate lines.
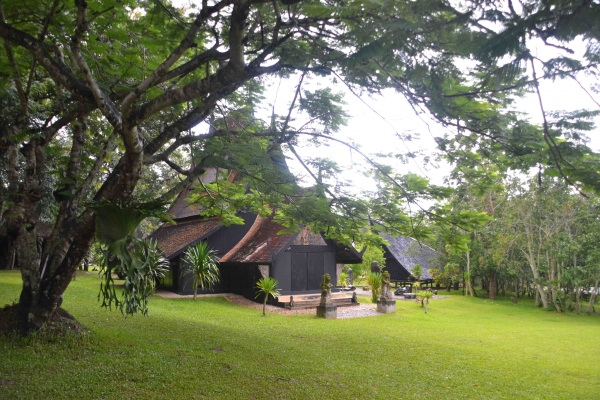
top-left (1, 270), bottom-right (599, 399)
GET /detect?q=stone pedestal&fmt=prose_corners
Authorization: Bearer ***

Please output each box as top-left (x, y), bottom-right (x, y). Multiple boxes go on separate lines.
top-left (377, 297), bottom-right (396, 314)
top-left (316, 304), bottom-right (337, 319)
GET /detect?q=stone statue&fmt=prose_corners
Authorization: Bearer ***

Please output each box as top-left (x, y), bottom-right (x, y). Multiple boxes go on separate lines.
top-left (370, 261), bottom-right (381, 273)
top-left (381, 270), bottom-right (392, 300)
top-left (320, 273), bottom-right (333, 306)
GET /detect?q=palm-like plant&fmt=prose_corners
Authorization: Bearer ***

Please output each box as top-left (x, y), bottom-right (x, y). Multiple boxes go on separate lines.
top-left (255, 277), bottom-right (281, 316)
top-left (412, 264), bottom-right (423, 281)
top-left (367, 272), bottom-right (382, 303)
top-left (182, 242), bottom-right (219, 300)
top-left (417, 290), bottom-right (433, 313)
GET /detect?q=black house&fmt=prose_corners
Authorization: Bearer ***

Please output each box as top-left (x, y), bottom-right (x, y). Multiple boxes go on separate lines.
top-left (149, 169), bottom-right (255, 294)
top-left (382, 234), bottom-right (438, 285)
top-left (219, 215), bottom-right (362, 300)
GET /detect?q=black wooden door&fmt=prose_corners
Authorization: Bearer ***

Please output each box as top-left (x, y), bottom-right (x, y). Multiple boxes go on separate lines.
top-left (307, 253), bottom-right (324, 290)
top-left (291, 253), bottom-right (308, 291)
top-left (291, 252), bottom-right (324, 291)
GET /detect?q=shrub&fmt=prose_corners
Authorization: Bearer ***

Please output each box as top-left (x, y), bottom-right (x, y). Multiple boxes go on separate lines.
top-left (182, 242), bottom-right (219, 300)
top-left (367, 272), bottom-right (382, 303)
top-left (417, 290), bottom-right (433, 313)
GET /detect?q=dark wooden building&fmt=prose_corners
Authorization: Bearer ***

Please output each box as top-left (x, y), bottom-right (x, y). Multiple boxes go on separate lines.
top-left (382, 234), bottom-right (438, 286)
top-left (219, 215), bottom-right (362, 300)
top-left (149, 169), bottom-right (255, 294)
top-left (150, 169), bottom-right (363, 300)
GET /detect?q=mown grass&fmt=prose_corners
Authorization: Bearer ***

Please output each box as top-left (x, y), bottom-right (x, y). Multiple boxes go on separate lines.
top-left (1, 270), bottom-right (599, 399)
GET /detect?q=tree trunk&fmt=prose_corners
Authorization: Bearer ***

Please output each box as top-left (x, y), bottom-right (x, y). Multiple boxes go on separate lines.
top-left (263, 296), bottom-right (267, 316)
top-left (586, 280), bottom-right (598, 315)
top-left (465, 251), bottom-right (474, 297)
top-left (7, 162), bottom-right (140, 334)
top-left (488, 271), bottom-right (496, 301)
top-left (549, 250), bottom-right (561, 312)
top-left (575, 288), bottom-right (581, 314)
top-left (522, 252), bottom-right (548, 309)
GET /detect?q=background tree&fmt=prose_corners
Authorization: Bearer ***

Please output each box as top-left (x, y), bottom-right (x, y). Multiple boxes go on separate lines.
top-left (348, 245), bottom-right (385, 286)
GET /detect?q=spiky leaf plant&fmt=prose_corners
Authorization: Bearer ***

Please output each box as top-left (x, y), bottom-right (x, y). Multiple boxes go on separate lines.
top-left (255, 277), bottom-right (281, 316)
top-left (182, 242), bottom-right (219, 300)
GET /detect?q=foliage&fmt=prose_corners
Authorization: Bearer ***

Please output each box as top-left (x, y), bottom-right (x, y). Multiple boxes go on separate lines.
top-left (367, 272), bottom-right (382, 303)
top-left (182, 242), bottom-right (220, 301)
top-left (350, 245), bottom-right (385, 285)
top-left (417, 290), bottom-right (433, 313)
top-left (92, 201), bottom-right (172, 316)
top-left (255, 277), bottom-right (281, 316)
top-left (338, 272), bottom-right (348, 289)
top-left (122, 238), bottom-right (169, 316)
top-left (411, 264), bottom-right (423, 281)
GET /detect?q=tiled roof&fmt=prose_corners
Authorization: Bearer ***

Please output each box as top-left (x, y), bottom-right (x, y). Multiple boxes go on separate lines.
top-left (219, 214), bottom-right (295, 264)
top-left (149, 217), bottom-right (222, 259)
top-left (383, 235), bottom-right (438, 280)
top-left (168, 169), bottom-right (238, 220)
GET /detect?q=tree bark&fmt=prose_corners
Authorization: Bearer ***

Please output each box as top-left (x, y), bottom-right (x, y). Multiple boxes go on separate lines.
top-left (586, 280), bottom-right (598, 314)
top-left (549, 250), bottom-right (562, 312)
top-left (488, 271), bottom-right (496, 301)
top-left (465, 251), bottom-right (474, 297)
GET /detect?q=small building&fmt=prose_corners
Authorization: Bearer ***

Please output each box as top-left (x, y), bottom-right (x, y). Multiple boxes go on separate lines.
top-left (150, 168), bottom-right (363, 301)
top-left (149, 169), bottom-right (255, 294)
top-left (219, 214), bottom-right (362, 300)
top-left (382, 234), bottom-right (438, 287)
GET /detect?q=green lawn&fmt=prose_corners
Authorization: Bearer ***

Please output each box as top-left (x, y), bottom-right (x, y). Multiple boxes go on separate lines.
top-left (1, 270), bottom-right (599, 399)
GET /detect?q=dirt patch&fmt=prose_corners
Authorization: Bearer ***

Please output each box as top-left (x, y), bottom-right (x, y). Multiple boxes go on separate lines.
top-left (0, 304), bottom-right (88, 338)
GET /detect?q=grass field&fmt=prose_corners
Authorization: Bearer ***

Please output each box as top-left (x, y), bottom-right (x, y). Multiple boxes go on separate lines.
top-left (1, 270), bottom-right (600, 399)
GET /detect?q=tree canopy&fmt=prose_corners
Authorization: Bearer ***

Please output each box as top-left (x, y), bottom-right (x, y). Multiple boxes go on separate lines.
top-left (1, 0), bottom-right (599, 332)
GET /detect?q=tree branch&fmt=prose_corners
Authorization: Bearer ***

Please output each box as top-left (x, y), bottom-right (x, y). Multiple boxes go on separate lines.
top-left (0, 2), bottom-right (27, 115)
top-left (530, 58), bottom-right (588, 198)
top-left (70, 0), bottom-right (122, 130)
top-left (74, 131), bottom-right (117, 208)
top-left (121, 0), bottom-right (235, 119)
top-left (0, 17), bottom-right (95, 102)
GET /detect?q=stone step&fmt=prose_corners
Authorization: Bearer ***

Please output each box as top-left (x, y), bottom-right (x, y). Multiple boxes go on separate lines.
top-left (278, 292), bottom-right (347, 303)
top-left (279, 297), bottom-right (359, 310)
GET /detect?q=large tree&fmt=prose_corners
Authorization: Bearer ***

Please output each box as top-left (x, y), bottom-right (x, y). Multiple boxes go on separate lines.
top-left (1, 0), bottom-right (599, 333)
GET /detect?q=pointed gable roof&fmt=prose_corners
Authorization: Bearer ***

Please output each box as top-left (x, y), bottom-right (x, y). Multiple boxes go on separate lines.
top-left (168, 169), bottom-right (238, 220)
top-left (219, 214), bottom-right (296, 264)
top-left (382, 234), bottom-right (438, 280)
